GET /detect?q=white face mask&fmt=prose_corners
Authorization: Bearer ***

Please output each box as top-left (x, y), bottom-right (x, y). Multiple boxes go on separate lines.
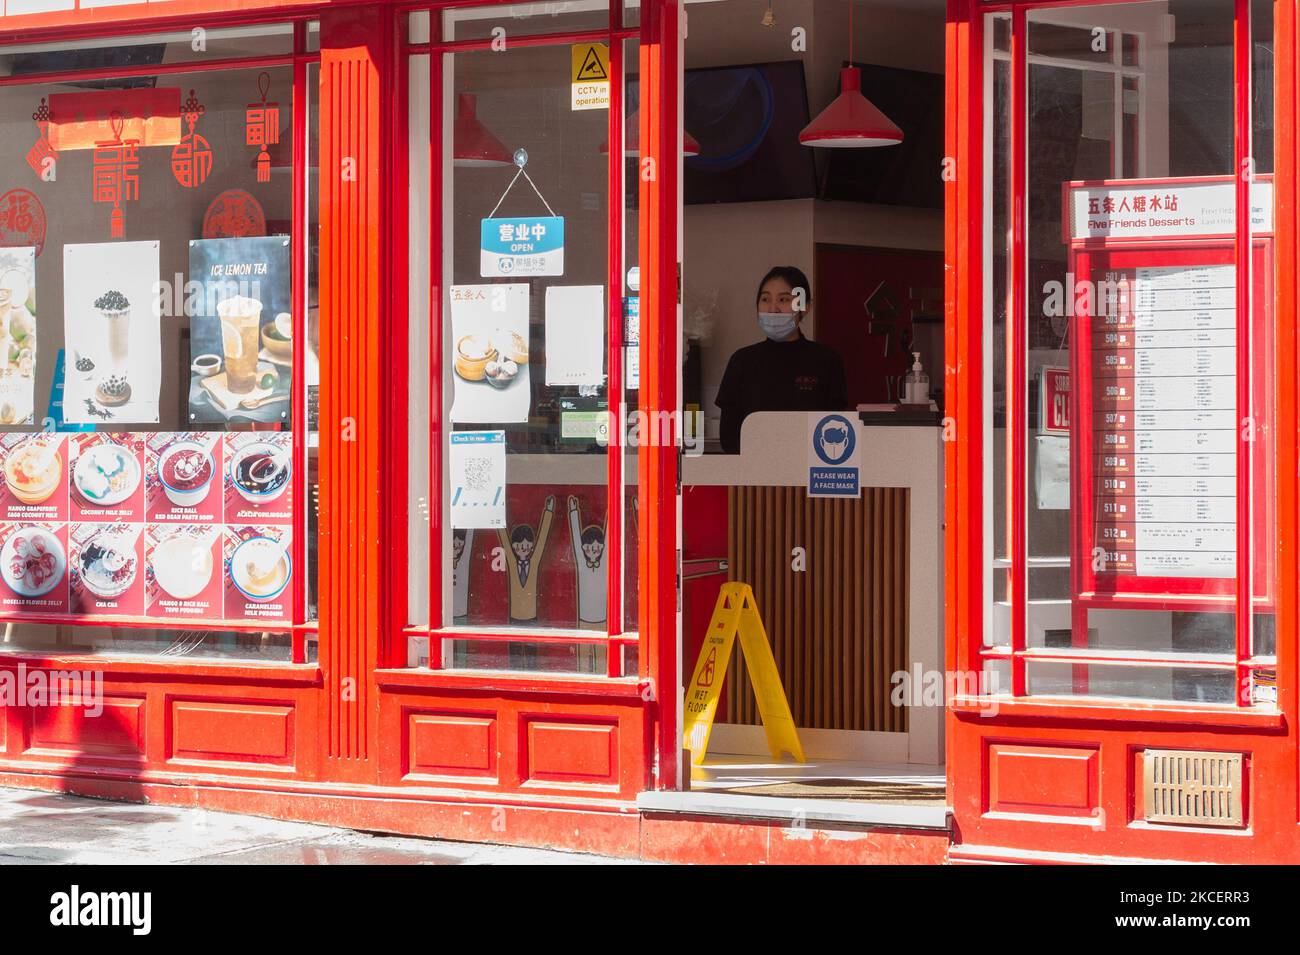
top-left (758, 311), bottom-right (798, 341)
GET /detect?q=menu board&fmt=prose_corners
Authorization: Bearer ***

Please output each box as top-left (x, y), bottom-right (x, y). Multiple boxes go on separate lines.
top-left (1091, 264), bottom-right (1237, 580)
top-left (0, 431), bottom-right (292, 622)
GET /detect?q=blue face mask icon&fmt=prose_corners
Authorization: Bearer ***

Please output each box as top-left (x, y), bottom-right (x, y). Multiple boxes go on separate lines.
top-left (758, 311), bottom-right (797, 341)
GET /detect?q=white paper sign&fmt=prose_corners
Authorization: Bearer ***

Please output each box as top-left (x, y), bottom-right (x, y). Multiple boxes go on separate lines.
top-left (63, 241), bottom-right (161, 424)
top-left (544, 285), bottom-right (605, 387)
top-left (1034, 435), bottom-right (1069, 510)
top-left (449, 284), bottom-right (531, 423)
top-left (450, 431), bottom-right (506, 529)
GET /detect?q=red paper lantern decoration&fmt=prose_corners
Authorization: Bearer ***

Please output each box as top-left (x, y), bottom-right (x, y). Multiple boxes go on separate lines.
top-left (245, 72), bottom-right (280, 184)
top-left (171, 89), bottom-right (213, 189)
top-left (91, 112), bottom-right (140, 239)
top-left (26, 98), bottom-right (57, 181)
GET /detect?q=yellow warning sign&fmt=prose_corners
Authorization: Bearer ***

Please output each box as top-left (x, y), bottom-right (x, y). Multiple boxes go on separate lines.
top-left (683, 583), bottom-right (805, 765)
top-left (571, 43), bottom-right (610, 111)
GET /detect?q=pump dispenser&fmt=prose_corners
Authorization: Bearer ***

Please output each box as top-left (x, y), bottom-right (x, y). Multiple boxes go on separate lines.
top-left (903, 351), bottom-right (930, 405)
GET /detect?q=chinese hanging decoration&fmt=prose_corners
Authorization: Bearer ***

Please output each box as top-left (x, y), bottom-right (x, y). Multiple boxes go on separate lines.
top-left (0, 189), bottom-right (47, 256)
top-left (245, 72), bottom-right (280, 183)
top-left (91, 112), bottom-right (140, 239)
top-left (171, 89), bottom-right (213, 189)
top-left (26, 98), bottom-right (57, 181)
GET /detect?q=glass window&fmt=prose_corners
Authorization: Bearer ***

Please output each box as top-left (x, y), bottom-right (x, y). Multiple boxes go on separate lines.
top-left (406, 3), bottom-right (637, 675)
top-left (983, 1), bottom-right (1276, 705)
top-left (0, 24), bottom-right (316, 662)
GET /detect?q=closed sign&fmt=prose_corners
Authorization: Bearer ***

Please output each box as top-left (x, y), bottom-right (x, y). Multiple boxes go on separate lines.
top-left (1040, 367), bottom-right (1070, 435)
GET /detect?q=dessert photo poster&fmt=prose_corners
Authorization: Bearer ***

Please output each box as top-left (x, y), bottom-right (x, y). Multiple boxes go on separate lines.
top-left (0, 246), bottom-right (36, 427)
top-left (448, 283), bottom-right (531, 424)
top-left (188, 236), bottom-right (293, 425)
top-left (62, 240), bottom-right (161, 425)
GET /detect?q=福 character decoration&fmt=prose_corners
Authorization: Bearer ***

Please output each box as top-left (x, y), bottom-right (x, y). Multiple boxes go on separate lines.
top-left (26, 98), bottom-right (57, 182)
top-left (246, 71), bottom-right (280, 183)
top-left (91, 112), bottom-right (140, 239)
top-left (171, 89), bottom-right (213, 189)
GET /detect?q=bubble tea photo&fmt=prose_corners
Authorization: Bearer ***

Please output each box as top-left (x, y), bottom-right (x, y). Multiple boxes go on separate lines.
top-left (217, 295), bottom-right (263, 393)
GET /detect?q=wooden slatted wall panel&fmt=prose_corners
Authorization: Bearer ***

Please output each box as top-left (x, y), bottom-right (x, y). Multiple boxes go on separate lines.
top-left (725, 486), bottom-right (909, 732)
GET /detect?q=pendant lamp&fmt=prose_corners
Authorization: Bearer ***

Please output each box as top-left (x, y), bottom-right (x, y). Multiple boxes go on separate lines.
top-left (454, 93), bottom-right (513, 167)
top-left (600, 109), bottom-right (701, 158)
top-left (799, 2), bottom-right (902, 148)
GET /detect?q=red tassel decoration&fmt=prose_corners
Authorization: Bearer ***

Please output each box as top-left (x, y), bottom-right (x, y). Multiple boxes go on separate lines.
top-left (256, 147), bottom-right (271, 183)
top-left (110, 205), bottom-right (123, 239)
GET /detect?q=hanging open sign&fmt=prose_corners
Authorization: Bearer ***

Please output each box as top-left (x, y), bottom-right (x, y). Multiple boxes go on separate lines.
top-left (480, 216), bottom-right (564, 277)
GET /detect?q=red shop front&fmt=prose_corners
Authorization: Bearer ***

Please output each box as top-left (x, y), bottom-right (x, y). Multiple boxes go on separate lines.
top-left (0, 0), bottom-right (1292, 866)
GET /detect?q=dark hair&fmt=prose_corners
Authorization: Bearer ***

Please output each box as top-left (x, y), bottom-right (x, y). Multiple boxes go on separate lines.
top-left (580, 526), bottom-right (605, 547)
top-left (510, 525), bottom-right (535, 545)
top-left (756, 266), bottom-right (812, 311)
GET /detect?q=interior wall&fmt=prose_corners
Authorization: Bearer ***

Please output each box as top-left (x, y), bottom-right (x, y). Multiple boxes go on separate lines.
top-left (682, 0), bottom-right (946, 421)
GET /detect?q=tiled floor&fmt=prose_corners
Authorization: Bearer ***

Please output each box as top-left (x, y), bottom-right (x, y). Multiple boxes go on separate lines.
top-left (691, 756), bottom-right (946, 795)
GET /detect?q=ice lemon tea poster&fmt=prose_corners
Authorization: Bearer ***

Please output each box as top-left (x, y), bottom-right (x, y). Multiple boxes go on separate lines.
top-left (188, 236), bottom-right (292, 425)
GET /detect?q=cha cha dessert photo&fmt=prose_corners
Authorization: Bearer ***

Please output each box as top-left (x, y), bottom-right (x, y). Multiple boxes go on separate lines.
top-left (77, 527), bottom-right (138, 599)
top-left (74, 441), bottom-right (141, 508)
top-left (2, 437), bottom-right (61, 506)
top-left (1, 526), bottom-right (66, 598)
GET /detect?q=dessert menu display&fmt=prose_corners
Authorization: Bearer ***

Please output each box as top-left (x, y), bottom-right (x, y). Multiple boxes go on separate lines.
top-left (0, 431), bottom-right (293, 621)
top-left (1091, 264), bottom-right (1236, 580)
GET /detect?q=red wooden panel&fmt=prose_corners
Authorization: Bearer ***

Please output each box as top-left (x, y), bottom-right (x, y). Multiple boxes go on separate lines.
top-left (523, 718), bottom-right (617, 786)
top-left (317, 6), bottom-right (389, 777)
top-left (169, 700), bottom-right (294, 766)
top-left (986, 742), bottom-right (1099, 819)
top-left (27, 697), bottom-right (145, 758)
top-left (406, 710), bottom-right (497, 780)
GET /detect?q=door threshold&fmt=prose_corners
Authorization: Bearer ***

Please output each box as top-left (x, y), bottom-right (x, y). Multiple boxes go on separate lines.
top-left (637, 790), bottom-right (951, 830)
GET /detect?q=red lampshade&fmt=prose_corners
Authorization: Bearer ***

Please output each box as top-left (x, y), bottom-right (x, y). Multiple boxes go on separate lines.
top-left (799, 67), bottom-right (903, 148)
top-left (454, 93), bottom-right (513, 167)
top-left (600, 109), bottom-right (701, 158)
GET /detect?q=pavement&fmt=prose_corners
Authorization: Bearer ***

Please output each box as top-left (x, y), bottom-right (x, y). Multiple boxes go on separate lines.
top-left (0, 787), bottom-right (632, 865)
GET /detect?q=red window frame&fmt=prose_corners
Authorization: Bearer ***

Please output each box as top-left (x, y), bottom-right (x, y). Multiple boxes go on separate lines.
top-left (965, 0), bottom-right (1283, 709)
top-left (400, 1), bottom-right (645, 678)
top-left (0, 18), bottom-right (322, 665)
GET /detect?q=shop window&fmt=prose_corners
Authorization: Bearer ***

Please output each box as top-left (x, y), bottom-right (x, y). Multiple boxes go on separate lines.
top-left (982, 1), bottom-right (1278, 706)
top-left (0, 23), bottom-right (319, 662)
top-left (405, 4), bottom-right (639, 675)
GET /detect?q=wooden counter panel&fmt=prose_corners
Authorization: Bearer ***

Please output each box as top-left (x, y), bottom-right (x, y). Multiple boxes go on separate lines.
top-left (725, 486), bottom-right (908, 733)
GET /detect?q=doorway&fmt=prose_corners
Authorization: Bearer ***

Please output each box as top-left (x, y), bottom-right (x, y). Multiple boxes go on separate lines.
top-left (672, 0), bottom-right (948, 814)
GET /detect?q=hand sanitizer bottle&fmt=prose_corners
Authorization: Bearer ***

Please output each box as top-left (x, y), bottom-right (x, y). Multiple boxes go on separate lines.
top-left (903, 351), bottom-right (930, 405)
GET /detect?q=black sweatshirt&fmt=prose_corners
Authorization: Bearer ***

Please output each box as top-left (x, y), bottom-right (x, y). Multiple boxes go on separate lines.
top-left (714, 332), bottom-right (849, 454)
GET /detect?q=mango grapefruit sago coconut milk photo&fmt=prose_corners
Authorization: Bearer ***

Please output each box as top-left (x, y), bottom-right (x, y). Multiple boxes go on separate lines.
top-left (2, 438), bottom-right (60, 505)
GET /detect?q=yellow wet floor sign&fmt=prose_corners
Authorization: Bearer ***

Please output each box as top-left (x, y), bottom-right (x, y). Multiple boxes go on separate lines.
top-left (683, 583), bottom-right (805, 765)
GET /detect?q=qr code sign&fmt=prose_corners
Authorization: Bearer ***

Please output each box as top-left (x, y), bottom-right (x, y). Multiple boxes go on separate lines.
top-left (463, 455), bottom-right (493, 491)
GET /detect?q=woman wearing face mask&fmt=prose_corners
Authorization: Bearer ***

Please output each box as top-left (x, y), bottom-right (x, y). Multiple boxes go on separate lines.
top-left (714, 266), bottom-right (848, 454)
